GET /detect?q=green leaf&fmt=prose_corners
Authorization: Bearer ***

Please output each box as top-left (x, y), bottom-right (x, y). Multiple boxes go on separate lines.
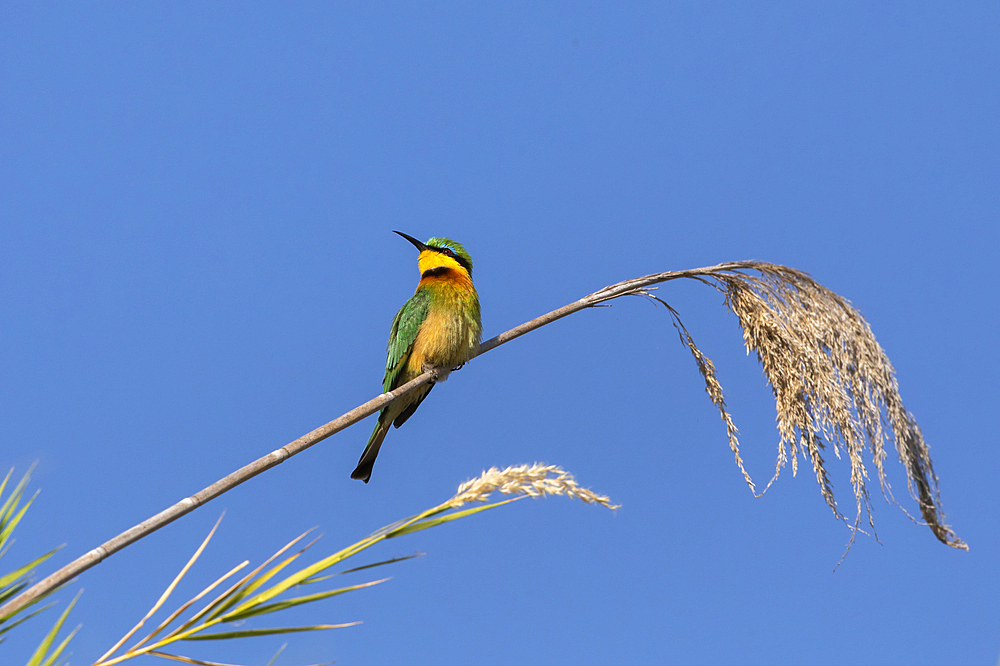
top-left (0, 467), bottom-right (36, 541)
top-left (207, 532), bottom-right (317, 621)
top-left (0, 490), bottom-right (38, 545)
top-left (0, 469), bottom-right (13, 504)
top-left (0, 602), bottom-right (56, 637)
top-left (0, 580), bottom-right (71, 625)
top-left (304, 552), bottom-right (422, 584)
top-left (222, 579), bottom-right (386, 622)
top-left (365, 506), bottom-right (452, 539)
top-left (184, 624), bottom-right (357, 640)
top-left (39, 623), bottom-right (80, 666)
top-left (386, 498), bottom-right (521, 538)
top-left (0, 469), bottom-right (23, 530)
top-left (25, 590), bottom-right (80, 666)
top-left (147, 651), bottom-right (247, 666)
top-left (0, 546), bottom-right (60, 590)
top-left (0, 578), bottom-right (29, 607)
top-left (222, 541), bottom-right (371, 621)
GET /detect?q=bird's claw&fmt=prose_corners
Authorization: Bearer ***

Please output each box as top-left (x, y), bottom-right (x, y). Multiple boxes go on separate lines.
top-left (422, 364), bottom-right (452, 383)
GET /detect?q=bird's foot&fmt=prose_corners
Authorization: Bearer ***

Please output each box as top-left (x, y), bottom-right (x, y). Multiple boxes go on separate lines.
top-left (452, 362), bottom-right (466, 372)
top-left (423, 364), bottom-right (452, 383)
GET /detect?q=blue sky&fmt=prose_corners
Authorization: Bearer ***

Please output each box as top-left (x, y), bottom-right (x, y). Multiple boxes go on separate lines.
top-left (2, 3), bottom-right (997, 664)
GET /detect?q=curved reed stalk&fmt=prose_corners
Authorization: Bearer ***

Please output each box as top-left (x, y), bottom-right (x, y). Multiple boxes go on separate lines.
top-left (0, 261), bottom-right (964, 622)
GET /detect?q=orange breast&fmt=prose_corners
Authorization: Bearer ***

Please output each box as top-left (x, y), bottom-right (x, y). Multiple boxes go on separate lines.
top-left (406, 273), bottom-right (480, 374)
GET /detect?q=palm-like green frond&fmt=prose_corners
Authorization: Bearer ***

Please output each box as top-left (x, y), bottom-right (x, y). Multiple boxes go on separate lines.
top-left (95, 464), bottom-right (614, 665)
top-left (0, 467), bottom-right (65, 641)
top-left (25, 589), bottom-right (80, 666)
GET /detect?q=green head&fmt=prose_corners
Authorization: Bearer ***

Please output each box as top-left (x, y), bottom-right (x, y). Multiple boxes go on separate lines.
top-left (425, 237), bottom-right (473, 275)
top-left (394, 231), bottom-right (474, 276)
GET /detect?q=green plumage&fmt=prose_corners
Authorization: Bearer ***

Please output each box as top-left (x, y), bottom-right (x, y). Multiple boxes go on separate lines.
top-left (351, 233), bottom-right (481, 483)
top-left (384, 289), bottom-right (431, 396)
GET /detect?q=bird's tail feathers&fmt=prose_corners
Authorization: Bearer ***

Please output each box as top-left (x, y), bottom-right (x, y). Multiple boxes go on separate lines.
top-left (351, 417), bottom-right (392, 483)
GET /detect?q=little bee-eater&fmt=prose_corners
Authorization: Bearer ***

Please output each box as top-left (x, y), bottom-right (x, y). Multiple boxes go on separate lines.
top-left (351, 232), bottom-right (482, 483)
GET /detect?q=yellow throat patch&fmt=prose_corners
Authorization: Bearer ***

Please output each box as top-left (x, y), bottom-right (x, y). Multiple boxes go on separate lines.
top-left (418, 249), bottom-right (467, 277)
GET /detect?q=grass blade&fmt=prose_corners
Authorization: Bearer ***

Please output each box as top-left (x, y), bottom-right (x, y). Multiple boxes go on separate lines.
top-left (304, 553), bottom-right (422, 584)
top-left (183, 624), bottom-right (359, 640)
top-left (0, 602), bottom-right (55, 637)
top-left (223, 578), bottom-right (387, 621)
top-left (25, 589), bottom-right (80, 666)
top-left (387, 499), bottom-right (521, 538)
top-left (147, 651), bottom-right (246, 666)
top-left (0, 547), bottom-right (61, 590)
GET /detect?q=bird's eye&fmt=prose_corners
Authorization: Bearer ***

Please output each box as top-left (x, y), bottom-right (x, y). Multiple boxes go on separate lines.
top-left (443, 248), bottom-right (454, 256)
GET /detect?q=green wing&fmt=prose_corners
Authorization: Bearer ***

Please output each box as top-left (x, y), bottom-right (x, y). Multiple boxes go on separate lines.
top-left (383, 289), bottom-right (431, 393)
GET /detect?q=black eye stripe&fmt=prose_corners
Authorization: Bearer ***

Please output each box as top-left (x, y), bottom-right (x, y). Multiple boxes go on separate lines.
top-left (428, 245), bottom-right (471, 273)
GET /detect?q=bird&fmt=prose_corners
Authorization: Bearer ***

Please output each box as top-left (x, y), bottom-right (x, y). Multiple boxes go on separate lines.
top-left (351, 231), bottom-right (482, 483)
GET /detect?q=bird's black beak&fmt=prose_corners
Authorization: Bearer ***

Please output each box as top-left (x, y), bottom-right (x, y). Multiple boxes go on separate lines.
top-left (393, 230), bottom-right (429, 252)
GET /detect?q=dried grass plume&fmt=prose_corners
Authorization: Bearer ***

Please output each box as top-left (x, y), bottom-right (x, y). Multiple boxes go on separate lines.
top-left (451, 463), bottom-right (619, 510)
top-left (595, 261), bottom-right (965, 551)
